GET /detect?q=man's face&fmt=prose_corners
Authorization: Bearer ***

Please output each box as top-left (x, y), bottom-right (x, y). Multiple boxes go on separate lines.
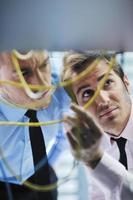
top-left (0, 51), bottom-right (52, 109)
top-left (72, 59), bottom-right (131, 136)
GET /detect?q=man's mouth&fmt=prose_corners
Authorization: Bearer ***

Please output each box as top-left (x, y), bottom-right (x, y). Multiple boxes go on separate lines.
top-left (34, 89), bottom-right (50, 99)
top-left (99, 107), bottom-right (118, 118)
top-left (27, 89), bottom-right (50, 100)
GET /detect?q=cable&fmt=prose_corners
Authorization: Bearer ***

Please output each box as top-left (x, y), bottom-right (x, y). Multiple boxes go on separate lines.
top-left (0, 50), bottom-right (117, 192)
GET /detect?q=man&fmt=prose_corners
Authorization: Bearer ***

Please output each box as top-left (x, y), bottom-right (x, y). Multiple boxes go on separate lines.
top-left (62, 51), bottom-right (133, 199)
top-left (0, 50), bottom-right (70, 199)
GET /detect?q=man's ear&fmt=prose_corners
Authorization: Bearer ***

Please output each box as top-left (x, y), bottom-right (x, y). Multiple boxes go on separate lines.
top-left (123, 75), bottom-right (130, 93)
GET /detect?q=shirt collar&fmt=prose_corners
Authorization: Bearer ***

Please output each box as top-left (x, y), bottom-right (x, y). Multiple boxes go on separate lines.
top-left (39, 91), bottom-right (60, 120)
top-left (121, 99), bottom-right (133, 142)
top-left (0, 92), bottom-right (59, 122)
top-left (0, 99), bottom-right (26, 121)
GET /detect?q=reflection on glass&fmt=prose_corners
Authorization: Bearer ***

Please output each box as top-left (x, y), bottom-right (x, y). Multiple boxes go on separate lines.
top-left (0, 50), bottom-right (133, 200)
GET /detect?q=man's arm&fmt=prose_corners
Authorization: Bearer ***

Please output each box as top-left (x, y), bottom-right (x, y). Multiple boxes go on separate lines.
top-left (64, 103), bottom-right (133, 200)
top-left (91, 151), bottom-right (133, 200)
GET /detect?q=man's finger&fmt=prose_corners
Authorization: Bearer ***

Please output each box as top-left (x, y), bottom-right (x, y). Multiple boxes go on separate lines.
top-left (70, 103), bottom-right (103, 137)
top-left (66, 131), bottom-right (78, 150)
top-left (64, 118), bottom-right (80, 143)
top-left (64, 115), bottom-right (78, 125)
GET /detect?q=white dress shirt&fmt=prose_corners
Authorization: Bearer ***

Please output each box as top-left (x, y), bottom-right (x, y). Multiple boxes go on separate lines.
top-left (87, 100), bottom-right (133, 200)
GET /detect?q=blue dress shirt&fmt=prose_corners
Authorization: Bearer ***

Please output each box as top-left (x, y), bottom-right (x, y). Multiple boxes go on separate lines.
top-left (0, 86), bottom-right (70, 184)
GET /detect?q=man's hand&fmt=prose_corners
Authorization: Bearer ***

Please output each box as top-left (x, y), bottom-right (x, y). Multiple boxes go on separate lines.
top-left (64, 103), bottom-right (104, 169)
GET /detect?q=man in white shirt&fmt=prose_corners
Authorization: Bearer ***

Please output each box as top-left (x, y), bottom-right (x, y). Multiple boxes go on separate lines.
top-left (62, 51), bottom-right (133, 200)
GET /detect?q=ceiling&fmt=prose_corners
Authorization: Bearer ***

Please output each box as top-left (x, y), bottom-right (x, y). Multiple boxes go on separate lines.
top-left (0, 0), bottom-right (133, 51)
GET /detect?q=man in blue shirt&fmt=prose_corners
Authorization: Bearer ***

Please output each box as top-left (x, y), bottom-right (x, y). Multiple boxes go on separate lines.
top-left (0, 50), bottom-right (70, 199)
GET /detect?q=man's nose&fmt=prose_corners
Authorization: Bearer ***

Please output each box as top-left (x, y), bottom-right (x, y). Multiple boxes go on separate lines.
top-left (31, 69), bottom-right (45, 84)
top-left (28, 74), bottom-right (44, 93)
top-left (29, 75), bottom-right (41, 85)
top-left (95, 90), bottom-right (110, 105)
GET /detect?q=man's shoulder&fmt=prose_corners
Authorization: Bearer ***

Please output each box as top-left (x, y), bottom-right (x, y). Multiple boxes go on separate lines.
top-left (53, 87), bottom-right (71, 106)
top-left (0, 101), bottom-right (26, 121)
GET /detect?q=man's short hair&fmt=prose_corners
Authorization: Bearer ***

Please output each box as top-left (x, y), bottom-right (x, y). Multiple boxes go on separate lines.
top-left (61, 51), bottom-right (125, 102)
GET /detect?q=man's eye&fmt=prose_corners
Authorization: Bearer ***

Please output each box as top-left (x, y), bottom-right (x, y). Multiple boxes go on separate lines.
top-left (39, 62), bottom-right (48, 71)
top-left (104, 79), bottom-right (113, 87)
top-left (82, 89), bottom-right (94, 100)
top-left (21, 69), bottom-right (31, 77)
